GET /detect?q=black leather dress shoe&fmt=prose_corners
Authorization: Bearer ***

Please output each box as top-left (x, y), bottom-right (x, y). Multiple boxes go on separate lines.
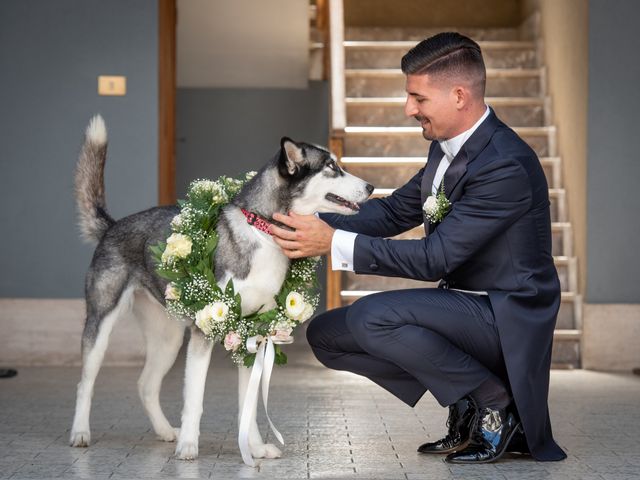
top-left (506, 428), bottom-right (530, 455)
top-left (417, 396), bottom-right (475, 454)
top-left (444, 405), bottom-right (522, 464)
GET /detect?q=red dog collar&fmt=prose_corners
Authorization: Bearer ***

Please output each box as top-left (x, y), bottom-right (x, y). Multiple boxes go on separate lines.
top-left (241, 208), bottom-right (273, 235)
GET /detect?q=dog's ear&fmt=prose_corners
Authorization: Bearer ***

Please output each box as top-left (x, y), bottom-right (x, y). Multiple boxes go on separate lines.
top-left (279, 137), bottom-right (304, 176)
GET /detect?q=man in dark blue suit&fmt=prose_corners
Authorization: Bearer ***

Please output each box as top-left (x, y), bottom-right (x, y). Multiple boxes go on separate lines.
top-left (271, 32), bottom-right (566, 463)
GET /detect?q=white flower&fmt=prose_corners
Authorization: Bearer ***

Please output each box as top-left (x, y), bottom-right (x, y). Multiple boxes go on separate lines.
top-left (284, 292), bottom-right (315, 322)
top-left (170, 214), bottom-right (183, 229)
top-left (299, 303), bottom-right (315, 322)
top-left (164, 283), bottom-right (180, 301)
top-left (161, 233), bottom-right (192, 263)
top-left (245, 171), bottom-right (257, 180)
top-left (422, 195), bottom-right (438, 216)
top-left (224, 331), bottom-right (242, 352)
top-left (285, 291), bottom-right (306, 319)
top-left (195, 302), bottom-right (228, 335)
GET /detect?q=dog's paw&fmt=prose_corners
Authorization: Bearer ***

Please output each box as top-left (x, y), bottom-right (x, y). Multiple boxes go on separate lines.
top-left (251, 443), bottom-right (282, 459)
top-left (70, 430), bottom-right (91, 447)
top-left (157, 427), bottom-right (179, 442)
top-left (175, 440), bottom-right (198, 460)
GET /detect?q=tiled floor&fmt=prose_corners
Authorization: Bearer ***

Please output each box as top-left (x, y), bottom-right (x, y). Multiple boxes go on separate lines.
top-left (1, 338), bottom-right (639, 479)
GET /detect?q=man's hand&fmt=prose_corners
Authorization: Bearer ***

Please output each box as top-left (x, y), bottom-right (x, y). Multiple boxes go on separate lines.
top-left (270, 212), bottom-right (335, 259)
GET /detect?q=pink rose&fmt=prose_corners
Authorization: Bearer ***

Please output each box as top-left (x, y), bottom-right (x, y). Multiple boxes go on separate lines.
top-left (224, 331), bottom-right (242, 352)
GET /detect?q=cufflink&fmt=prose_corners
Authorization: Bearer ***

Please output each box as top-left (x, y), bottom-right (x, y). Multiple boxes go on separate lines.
top-left (341, 262), bottom-right (348, 268)
top-left (369, 263), bottom-right (379, 271)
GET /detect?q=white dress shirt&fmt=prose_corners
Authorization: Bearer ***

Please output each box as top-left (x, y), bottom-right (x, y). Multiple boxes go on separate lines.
top-left (330, 106), bottom-right (491, 296)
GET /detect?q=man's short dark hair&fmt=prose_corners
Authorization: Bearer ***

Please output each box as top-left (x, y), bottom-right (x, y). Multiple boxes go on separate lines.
top-left (401, 32), bottom-right (486, 97)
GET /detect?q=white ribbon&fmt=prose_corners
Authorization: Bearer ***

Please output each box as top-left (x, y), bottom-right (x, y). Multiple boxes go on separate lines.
top-left (238, 335), bottom-right (289, 467)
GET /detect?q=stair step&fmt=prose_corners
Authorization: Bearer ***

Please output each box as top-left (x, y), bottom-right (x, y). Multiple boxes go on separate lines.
top-left (341, 155), bottom-right (561, 191)
top-left (343, 125), bottom-right (555, 158)
top-left (552, 329), bottom-right (581, 368)
top-left (345, 27), bottom-right (521, 42)
top-left (345, 40), bottom-right (537, 69)
top-left (346, 68), bottom-right (543, 98)
top-left (346, 96), bottom-right (546, 127)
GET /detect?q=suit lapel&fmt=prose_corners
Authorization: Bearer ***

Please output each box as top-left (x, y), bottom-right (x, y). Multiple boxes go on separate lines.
top-left (421, 141), bottom-right (443, 205)
top-left (442, 108), bottom-right (500, 198)
top-left (421, 142), bottom-right (443, 236)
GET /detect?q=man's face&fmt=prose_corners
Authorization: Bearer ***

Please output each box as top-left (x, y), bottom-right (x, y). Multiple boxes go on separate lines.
top-left (404, 73), bottom-right (458, 141)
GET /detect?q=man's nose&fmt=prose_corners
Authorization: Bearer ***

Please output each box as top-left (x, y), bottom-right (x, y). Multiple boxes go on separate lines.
top-left (404, 97), bottom-right (417, 117)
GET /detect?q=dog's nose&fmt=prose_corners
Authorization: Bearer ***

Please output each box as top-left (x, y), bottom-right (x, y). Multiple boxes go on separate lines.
top-left (365, 183), bottom-right (375, 194)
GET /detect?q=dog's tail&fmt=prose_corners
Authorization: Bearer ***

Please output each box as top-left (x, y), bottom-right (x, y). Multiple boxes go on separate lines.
top-left (74, 114), bottom-right (115, 243)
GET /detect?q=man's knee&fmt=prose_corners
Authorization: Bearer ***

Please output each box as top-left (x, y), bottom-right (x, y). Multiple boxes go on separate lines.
top-left (305, 313), bottom-right (325, 348)
top-left (345, 296), bottom-right (395, 352)
top-left (306, 306), bottom-right (350, 351)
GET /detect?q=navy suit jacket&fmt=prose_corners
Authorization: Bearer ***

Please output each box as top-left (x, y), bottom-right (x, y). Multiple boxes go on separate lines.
top-left (321, 109), bottom-right (566, 461)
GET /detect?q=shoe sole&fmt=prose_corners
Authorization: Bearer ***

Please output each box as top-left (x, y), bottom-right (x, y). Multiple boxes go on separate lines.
top-left (444, 424), bottom-right (523, 464)
top-left (418, 438), bottom-right (470, 455)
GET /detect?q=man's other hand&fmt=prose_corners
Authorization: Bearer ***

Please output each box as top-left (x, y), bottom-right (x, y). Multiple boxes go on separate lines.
top-left (270, 212), bottom-right (335, 259)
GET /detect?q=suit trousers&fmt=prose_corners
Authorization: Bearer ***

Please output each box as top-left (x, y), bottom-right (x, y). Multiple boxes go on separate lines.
top-left (306, 288), bottom-right (509, 408)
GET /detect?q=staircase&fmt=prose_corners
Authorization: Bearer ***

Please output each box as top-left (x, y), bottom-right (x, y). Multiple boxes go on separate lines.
top-left (316, 4), bottom-right (582, 368)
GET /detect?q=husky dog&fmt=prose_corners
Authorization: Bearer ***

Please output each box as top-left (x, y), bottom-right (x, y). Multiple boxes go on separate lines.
top-left (70, 115), bottom-right (373, 461)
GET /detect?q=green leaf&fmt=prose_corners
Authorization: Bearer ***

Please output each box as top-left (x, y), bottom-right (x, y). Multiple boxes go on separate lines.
top-left (225, 278), bottom-right (235, 297)
top-left (274, 348), bottom-right (288, 365)
top-left (243, 353), bottom-right (256, 368)
top-left (205, 233), bottom-right (218, 254)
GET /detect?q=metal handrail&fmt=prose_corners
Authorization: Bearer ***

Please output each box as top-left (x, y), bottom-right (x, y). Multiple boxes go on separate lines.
top-left (328, 0), bottom-right (346, 132)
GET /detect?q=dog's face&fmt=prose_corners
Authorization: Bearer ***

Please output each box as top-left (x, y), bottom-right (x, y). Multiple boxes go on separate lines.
top-left (278, 137), bottom-right (373, 215)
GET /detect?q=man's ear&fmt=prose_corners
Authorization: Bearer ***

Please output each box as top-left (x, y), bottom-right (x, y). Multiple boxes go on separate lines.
top-left (279, 137), bottom-right (303, 175)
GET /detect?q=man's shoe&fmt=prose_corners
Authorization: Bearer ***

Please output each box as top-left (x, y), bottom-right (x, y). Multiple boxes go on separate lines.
top-left (444, 405), bottom-right (522, 464)
top-left (417, 396), bottom-right (475, 454)
top-left (506, 428), bottom-right (530, 455)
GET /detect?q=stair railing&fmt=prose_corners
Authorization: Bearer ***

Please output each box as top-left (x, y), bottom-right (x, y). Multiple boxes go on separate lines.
top-left (326, 0), bottom-right (345, 309)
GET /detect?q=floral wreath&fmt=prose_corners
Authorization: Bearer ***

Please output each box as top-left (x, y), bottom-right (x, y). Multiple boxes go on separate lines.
top-left (150, 174), bottom-right (320, 367)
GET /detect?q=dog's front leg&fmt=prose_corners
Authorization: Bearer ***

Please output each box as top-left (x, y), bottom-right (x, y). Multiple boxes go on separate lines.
top-left (175, 327), bottom-right (213, 460)
top-left (237, 366), bottom-right (282, 459)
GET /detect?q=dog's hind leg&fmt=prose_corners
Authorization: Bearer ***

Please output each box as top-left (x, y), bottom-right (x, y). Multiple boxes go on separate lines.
top-left (134, 289), bottom-right (185, 442)
top-left (175, 327), bottom-right (213, 460)
top-left (70, 283), bottom-right (135, 447)
top-left (237, 366), bottom-right (282, 460)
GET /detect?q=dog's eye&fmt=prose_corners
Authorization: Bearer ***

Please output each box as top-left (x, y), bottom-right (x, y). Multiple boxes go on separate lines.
top-left (327, 160), bottom-right (339, 172)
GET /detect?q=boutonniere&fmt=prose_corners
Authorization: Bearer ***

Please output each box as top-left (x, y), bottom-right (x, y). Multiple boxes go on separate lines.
top-left (422, 181), bottom-right (451, 224)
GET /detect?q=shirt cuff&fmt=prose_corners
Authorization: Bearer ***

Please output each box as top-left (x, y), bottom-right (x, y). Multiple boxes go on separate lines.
top-left (331, 229), bottom-right (358, 271)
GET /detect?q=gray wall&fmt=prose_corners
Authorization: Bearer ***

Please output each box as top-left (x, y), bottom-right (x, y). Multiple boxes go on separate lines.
top-left (587, 0), bottom-right (640, 303)
top-left (0, 0), bottom-right (159, 297)
top-left (176, 83), bottom-right (329, 195)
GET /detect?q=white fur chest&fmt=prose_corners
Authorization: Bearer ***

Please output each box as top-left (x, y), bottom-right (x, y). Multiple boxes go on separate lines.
top-left (218, 225), bottom-right (289, 316)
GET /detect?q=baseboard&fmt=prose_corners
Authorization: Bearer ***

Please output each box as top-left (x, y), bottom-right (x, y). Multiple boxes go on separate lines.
top-left (0, 298), bottom-right (146, 366)
top-left (583, 303), bottom-right (640, 371)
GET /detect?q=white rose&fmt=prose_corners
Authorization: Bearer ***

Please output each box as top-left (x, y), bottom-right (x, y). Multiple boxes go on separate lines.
top-left (195, 305), bottom-right (215, 335)
top-left (164, 283), bottom-right (180, 301)
top-left (161, 233), bottom-right (192, 262)
top-left (224, 331), bottom-right (243, 352)
top-left (422, 195), bottom-right (438, 216)
top-left (210, 302), bottom-right (229, 322)
top-left (298, 303), bottom-right (315, 322)
top-left (285, 291), bottom-right (306, 319)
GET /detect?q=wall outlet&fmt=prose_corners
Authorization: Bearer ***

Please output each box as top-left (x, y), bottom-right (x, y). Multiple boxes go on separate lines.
top-left (98, 75), bottom-right (126, 96)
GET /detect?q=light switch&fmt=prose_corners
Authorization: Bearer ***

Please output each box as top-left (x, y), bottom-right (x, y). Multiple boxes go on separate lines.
top-left (98, 75), bottom-right (126, 96)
